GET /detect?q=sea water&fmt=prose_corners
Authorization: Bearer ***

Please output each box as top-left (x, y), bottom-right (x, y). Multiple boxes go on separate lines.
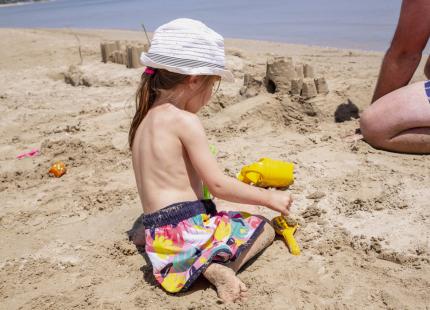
top-left (0, 0), bottom-right (411, 51)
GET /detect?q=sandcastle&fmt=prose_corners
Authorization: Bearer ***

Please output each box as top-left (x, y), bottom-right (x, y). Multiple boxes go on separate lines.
top-left (100, 41), bottom-right (148, 68)
top-left (239, 74), bottom-right (263, 98)
top-left (241, 56), bottom-right (328, 100)
top-left (265, 56), bottom-right (328, 99)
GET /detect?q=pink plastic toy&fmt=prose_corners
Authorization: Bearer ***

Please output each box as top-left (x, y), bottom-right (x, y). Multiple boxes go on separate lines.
top-left (16, 148), bottom-right (40, 159)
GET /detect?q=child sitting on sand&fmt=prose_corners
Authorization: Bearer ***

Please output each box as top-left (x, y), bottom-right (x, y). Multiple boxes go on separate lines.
top-left (129, 18), bottom-right (292, 303)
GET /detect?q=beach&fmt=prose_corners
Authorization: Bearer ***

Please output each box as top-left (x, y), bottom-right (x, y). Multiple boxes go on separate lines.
top-left (0, 28), bottom-right (429, 309)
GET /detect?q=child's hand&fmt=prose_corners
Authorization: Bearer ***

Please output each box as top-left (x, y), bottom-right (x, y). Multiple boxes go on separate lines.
top-left (268, 192), bottom-right (293, 216)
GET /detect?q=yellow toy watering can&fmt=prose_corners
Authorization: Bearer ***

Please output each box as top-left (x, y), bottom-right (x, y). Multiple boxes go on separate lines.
top-left (272, 216), bottom-right (300, 256)
top-left (237, 158), bottom-right (294, 188)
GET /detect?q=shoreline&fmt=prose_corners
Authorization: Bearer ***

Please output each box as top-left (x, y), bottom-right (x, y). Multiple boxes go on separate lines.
top-left (3, 27), bottom-right (429, 55)
top-left (0, 27), bottom-right (389, 55)
top-left (0, 0), bottom-right (51, 8)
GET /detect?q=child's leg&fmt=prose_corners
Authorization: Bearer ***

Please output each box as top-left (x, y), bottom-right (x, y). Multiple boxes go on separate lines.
top-left (227, 220), bottom-right (275, 272)
top-left (202, 223), bottom-right (274, 302)
top-left (203, 263), bottom-right (248, 303)
top-left (214, 198), bottom-right (267, 216)
top-left (215, 199), bottom-right (276, 271)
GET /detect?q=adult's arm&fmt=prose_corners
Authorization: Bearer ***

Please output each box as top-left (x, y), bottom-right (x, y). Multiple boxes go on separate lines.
top-left (372, 0), bottom-right (430, 102)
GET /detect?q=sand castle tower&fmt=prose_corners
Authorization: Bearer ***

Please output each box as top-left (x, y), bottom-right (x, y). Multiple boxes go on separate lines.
top-left (100, 41), bottom-right (148, 68)
top-left (265, 56), bottom-right (296, 93)
top-left (263, 56), bottom-right (329, 99)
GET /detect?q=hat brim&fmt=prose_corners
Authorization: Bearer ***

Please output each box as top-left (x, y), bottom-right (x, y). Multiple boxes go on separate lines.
top-left (140, 53), bottom-right (234, 83)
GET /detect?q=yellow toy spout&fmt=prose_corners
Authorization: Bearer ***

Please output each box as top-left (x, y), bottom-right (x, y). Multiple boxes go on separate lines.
top-left (272, 216), bottom-right (300, 256)
top-left (237, 158), bottom-right (294, 188)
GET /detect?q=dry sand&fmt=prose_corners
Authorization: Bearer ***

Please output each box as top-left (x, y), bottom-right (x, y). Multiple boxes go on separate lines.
top-left (0, 28), bottom-right (429, 309)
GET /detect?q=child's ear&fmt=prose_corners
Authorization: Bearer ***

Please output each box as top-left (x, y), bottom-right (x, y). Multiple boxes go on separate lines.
top-left (188, 75), bottom-right (202, 90)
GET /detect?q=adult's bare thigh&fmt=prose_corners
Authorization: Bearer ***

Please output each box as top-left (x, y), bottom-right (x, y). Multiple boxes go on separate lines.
top-left (361, 81), bottom-right (430, 139)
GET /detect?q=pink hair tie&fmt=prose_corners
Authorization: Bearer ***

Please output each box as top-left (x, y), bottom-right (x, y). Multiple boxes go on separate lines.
top-left (144, 67), bottom-right (155, 75)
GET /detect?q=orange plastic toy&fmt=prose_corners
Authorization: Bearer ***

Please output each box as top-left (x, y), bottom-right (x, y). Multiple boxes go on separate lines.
top-left (49, 161), bottom-right (67, 177)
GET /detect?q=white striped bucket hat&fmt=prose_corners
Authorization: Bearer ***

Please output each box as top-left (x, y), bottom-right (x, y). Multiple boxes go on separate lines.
top-left (140, 18), bottom-right (234, 82)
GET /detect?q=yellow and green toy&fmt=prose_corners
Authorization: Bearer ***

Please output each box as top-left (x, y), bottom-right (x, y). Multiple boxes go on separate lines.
top-left (237, 158), bottom-right (294, 188)
top-left (272, 216), bottom-right (301, 256)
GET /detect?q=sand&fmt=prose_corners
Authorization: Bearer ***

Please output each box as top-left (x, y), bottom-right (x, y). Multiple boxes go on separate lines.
top-left (0, 28), bottom-right (429, 309)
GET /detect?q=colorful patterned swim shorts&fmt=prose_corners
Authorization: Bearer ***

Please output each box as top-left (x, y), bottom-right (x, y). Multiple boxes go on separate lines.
top-left (142, 199), bottom-right (266, 293)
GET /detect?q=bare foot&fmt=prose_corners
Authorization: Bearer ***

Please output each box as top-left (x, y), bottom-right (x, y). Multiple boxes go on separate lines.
top-left (203, 263), bottom-right (248, 303)
top-left (130, 225), bottom-right (146, 246)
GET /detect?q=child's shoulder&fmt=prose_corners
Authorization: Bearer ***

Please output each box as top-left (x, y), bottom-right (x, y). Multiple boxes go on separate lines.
top-left (150, 104), bottom-right (202, 129)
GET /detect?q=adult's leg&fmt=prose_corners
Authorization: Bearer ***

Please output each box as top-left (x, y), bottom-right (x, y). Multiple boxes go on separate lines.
top-left (360, 81), bottom-right (430, 154)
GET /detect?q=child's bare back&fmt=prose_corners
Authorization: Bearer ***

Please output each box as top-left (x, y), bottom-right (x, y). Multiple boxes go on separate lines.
top-left (132, 104), bottom-right (203, 214)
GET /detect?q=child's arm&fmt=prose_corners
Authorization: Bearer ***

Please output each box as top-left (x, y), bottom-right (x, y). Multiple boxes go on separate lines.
top-left (178, 113), bottom-right (292, 215)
